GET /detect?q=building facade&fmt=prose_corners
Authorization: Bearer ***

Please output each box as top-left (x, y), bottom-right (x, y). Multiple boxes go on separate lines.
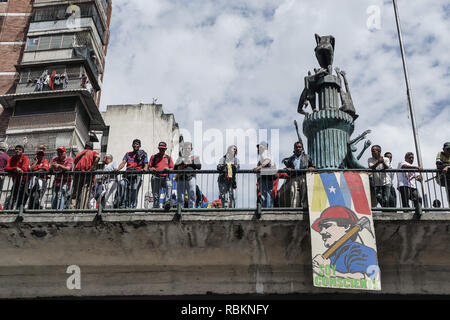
top-left (0, 0), bottom-right (112, 159)
top-left (0, 0), bottom-right (33, 138)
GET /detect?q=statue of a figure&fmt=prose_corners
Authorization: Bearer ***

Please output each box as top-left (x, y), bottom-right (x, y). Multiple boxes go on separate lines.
top-left (343, 130), bottom-right (372, 168)
top-left (335, 67), bottom-right (359, 120)
top-left (314, 34), bottom-right (335, 75)
top-left (297, 71), bottom-right (317, 115)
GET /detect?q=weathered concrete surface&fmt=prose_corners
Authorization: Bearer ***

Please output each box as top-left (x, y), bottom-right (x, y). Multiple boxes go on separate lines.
top-left (0, 211), bottom-right (449, 298)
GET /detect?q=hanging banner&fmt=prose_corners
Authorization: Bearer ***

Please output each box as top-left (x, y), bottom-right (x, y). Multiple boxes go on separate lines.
top-left (307, 172), bottom-right (381, 291)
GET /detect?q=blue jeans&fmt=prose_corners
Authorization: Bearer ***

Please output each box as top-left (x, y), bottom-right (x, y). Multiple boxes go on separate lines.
top-left (177, 177), bottom-right (196, 208)
top-left (375, 185), bottom-right (390, 207)
top-left (52, 184), bottom-right (69, 210)
top-left (151, 175), bottom-right (172, 208)
top-left (259, 175), bottom-right (275, 208)
top-left (119, 175), bottom-right (142, 208)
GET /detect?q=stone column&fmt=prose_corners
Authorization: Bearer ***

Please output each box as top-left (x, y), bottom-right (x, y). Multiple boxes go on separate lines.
top-left (303, 109), bottom-right (354, 169)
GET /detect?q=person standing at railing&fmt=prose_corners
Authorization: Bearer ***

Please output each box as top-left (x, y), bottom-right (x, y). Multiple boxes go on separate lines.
top-left (436, 142), bottom-right (450, 204)
top-left (397, 152), bottom-right (423, 210)
top-left (284, 141), bottom-right (314, 209)
top-left (217, 145), bottom-right (240, 208)
top-left (98, 154), bottom-right (119, 209)
top-left (116, 139), bottom-right (148, 209)
top-left (368, 145), bottom-right (391, 207)
top-left (253, 141), bottom-right (277, 208)
top-left (4, 145), bottom-right (29, 210)
top-left (149, 142), bottom-right (174, 210)
top-left (174, 142), bottom-right (201, 208)
top-left (384, 152), bottom-right (397, 208)
top-left (72, 141), bottom-right (100, 209)
top-left (36, 144), bottom-right (49, 208)
top-left (50, 146), bottom-right (74, 210)
top-left (28, 149), bottom-right (50, 210)
top-left (0, 142), bottom-right (9, 200)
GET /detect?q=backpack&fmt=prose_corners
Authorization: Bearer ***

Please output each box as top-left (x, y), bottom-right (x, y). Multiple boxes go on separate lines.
top-left (136, 150), bottom-right (148, 165)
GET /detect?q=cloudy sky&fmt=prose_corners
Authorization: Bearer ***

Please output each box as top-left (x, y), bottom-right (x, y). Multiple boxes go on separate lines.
top-left (101, 0), bottom-right (450, 169)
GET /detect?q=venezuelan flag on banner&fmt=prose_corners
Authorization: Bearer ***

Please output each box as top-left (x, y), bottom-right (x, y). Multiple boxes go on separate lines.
top-left (307, 171), bottom-right (381, 291)
top-left (311, 172), bottom-right (371, 215)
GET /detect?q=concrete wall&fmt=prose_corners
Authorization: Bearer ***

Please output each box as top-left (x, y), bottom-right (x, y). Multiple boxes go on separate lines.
top-left (0, 211), bottom-right (448, 298)
top-left (102, 104), bottom-right (180, 164)
top-left (21, 48), bottom-right (74, 63)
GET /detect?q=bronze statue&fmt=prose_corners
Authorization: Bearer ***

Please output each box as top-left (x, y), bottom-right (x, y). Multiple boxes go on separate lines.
top-left (335, 67), bottom-right (358, 120)
top-left (297, 71), bottom-right (317, 115)
top-left (314, 34), bottom-right (335, 75)
top-left (297, 34), bottom-right (370, 169)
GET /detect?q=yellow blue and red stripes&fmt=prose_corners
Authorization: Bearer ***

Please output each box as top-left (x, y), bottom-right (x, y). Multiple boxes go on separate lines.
top-left (311, 172), bottom-right (371, 215)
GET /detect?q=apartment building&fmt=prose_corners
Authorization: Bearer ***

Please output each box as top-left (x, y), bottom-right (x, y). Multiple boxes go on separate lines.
top-left (0, 0), bottom-right (112, 158)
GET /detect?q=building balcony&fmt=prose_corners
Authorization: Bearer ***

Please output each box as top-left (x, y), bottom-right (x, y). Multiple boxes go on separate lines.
top-left (19, 47), bottom-right (101, 89)
top-left (23, 31), bottom-right (105, 69)
top-left (33, 0), bottom-right (109, 28)
top-left (0, 88), bottom-right (106, 132)
top-left (28, 16), bottom-right (105, 47)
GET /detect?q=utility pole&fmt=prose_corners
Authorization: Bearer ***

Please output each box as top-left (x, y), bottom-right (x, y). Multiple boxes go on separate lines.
top-left (392, 0), bottom-right (423, 168)
top-left (393, 0), bottom-right (427, 210)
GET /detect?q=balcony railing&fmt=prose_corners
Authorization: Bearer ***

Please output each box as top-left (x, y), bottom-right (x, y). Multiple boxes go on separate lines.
top-left (73, 47), bottom-right (99, 80)
top-left (0, 169), bottom-right (448, 219)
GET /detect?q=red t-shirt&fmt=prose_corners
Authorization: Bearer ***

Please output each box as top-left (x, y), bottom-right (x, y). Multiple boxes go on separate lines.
top-left (5, 154), bottom-right (29, 184)
top-left (31, 158), bottom-right (50, 179)
top-left (51, 156), bottom-right (74, 186)
top-left (74, 149), bottom-right (99, 171)
top-left (31, 159), bottom-right (50, 172)
top-left (149, 153), bottom-right (174, 176)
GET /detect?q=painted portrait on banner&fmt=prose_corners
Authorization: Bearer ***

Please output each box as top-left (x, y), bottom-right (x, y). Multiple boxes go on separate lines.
top-left (307, 172), bottom-right (381, 291)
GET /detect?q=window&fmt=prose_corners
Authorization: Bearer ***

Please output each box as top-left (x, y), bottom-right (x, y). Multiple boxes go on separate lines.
top-left (27, 37), bottom-right (39, 50)
top-left (26, 34), bottom-right (74, 51)
top-left (50, 35), bottom-right (62, 49)
top-left (37, 36), bottom-right (51, 50)
top-left (62, 34), bottom-right (74, 48)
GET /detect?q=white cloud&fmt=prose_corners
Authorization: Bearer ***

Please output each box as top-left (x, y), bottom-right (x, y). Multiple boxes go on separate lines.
top-left (101, 0), bottom-right (450, 169)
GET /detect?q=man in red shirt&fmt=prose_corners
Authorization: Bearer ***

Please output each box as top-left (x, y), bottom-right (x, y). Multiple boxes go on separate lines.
top-left (4, 145), bottom-right (29, 210)
top-left (116, 139), bottom-right (148, 208)
top-left (0, 142), bottom-right (10, 201)
top-left (50, 146), bottom-right (73, 210)
top-left (149, 142), bottom-right (174, 210)
top-left (72, 141), bottom-right (100, 209)
top-left (28, 149), bottom-right (50, 209)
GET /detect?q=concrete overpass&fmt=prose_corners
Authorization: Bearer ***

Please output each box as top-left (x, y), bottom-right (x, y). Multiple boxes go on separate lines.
top-left (0, 210), bottom-right (449, 298)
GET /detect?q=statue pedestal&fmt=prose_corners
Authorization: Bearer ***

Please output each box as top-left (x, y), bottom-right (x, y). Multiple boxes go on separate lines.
top-left (303, 109), bottom-right (354, 169)
top-left (316, 74), bottom-right (341, 109)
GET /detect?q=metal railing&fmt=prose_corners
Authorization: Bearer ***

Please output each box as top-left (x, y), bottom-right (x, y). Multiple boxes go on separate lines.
top-left (0, 169), bottom-right (448, 219)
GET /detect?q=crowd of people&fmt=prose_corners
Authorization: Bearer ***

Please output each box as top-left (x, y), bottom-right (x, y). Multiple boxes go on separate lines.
top-left (367, 142), bottom-right (450, 210)
top-left (0, 139), bottom-right (449, 211)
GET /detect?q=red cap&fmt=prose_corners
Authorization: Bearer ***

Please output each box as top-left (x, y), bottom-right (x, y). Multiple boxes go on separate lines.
top-left (158, 142), bottom-right (167, 149)
top-left (311, 206), bottom-right (358, 232)
top-left (57, 146), bottom-right (67, 152)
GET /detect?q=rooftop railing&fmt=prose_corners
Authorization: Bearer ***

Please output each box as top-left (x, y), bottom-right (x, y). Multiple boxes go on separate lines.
top-left (0, 169), bottom-right (448, 221)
